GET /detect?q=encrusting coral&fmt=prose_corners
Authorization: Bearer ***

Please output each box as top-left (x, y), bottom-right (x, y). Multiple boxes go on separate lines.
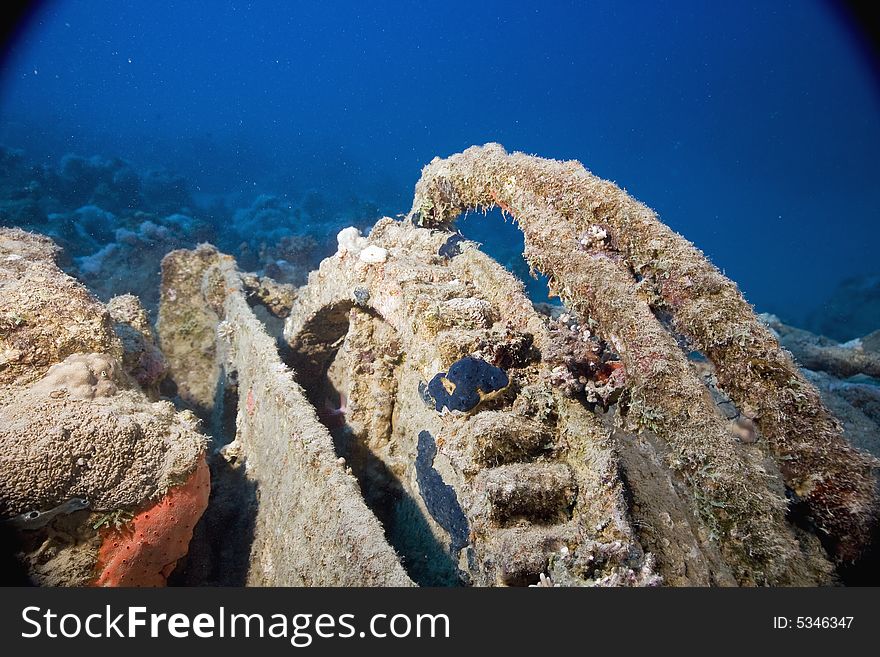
top-left (0, 352), bottom-right (207, 516)
top-left (410, 143), bottom-right (878, 576)
top-left (155, 205), bottom-right (864, 586)
top-left (31, 352), bottom-right (124, 400)
top-left (280, 217), bottom-right (839, 586)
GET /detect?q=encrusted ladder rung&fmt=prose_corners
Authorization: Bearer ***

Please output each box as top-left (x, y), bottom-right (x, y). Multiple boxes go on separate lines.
top-left (478, 462), bottom-right (577, 526)
top-left (490, 524), bottom-right (577, 586)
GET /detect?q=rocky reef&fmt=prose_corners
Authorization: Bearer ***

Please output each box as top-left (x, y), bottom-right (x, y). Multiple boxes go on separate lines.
top-left (1, 144), bottom-right (877, 587)
top-left (0, 145), bottom-right (385, 315)
top-left (804, 275), bottom-right (880, 343)
top-left (0, 228), bottom-right (208, 586)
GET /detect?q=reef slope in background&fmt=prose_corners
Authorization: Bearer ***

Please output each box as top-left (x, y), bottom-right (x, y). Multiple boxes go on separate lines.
top-left (1, 145), bottom-right (878, 586)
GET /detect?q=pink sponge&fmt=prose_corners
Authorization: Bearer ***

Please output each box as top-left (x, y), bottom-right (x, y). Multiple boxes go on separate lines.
top-left (93, 454), bottom-right (210, 586)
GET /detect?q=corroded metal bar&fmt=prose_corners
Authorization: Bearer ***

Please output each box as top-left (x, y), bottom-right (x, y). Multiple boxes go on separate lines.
top-left (159, 246), bottom-right (414, 586)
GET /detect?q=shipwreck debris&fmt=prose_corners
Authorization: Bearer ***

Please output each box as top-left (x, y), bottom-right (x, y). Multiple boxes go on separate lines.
top-left (3, 144), bottom-right (878, 588)
top-left (411, 143), bottom-right (877, 578)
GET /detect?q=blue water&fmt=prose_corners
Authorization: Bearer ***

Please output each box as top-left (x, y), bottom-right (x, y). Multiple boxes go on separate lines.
top-left (1, 0), bottom-right (878, 331)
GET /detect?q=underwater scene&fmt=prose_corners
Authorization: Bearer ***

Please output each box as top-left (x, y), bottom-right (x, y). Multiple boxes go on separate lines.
top-left (0, 0), bottom-right (878, 587)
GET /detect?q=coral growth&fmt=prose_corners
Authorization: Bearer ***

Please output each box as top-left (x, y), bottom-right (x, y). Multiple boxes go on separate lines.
top-left (0, 229), bottom-right (208, 586)
top-left (0, 227), bottom-right (121, 386)
top-left (0, 362), bottom-right (206, 516)
top-left (75, 218), bottom-right (192, 311)
top-left (31, 353), bottom-right (124, 400)
top-left (283, 219), bottom-right (670, 586)
top-left (0, 146), bottom-right (380, 310)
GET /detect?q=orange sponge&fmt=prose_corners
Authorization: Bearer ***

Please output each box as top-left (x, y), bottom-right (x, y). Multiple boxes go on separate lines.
top-left (94, 454), bottom-right (210, 587)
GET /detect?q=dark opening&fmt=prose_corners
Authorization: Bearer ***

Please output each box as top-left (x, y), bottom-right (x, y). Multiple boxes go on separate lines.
top-left (169, 366), bottom-right (258, 586)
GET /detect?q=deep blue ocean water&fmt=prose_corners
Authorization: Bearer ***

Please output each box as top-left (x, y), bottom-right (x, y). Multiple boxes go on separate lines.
top-left (0, 0), bottom-right (878, 333)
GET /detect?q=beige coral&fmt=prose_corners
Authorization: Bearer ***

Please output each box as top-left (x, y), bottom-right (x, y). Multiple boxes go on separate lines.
top-left (0, 227), bottom-right (121, 386)
top-left (0, 365), bottom-right (206, 516)
top-left (31, 352), bottom-right (125, 400)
